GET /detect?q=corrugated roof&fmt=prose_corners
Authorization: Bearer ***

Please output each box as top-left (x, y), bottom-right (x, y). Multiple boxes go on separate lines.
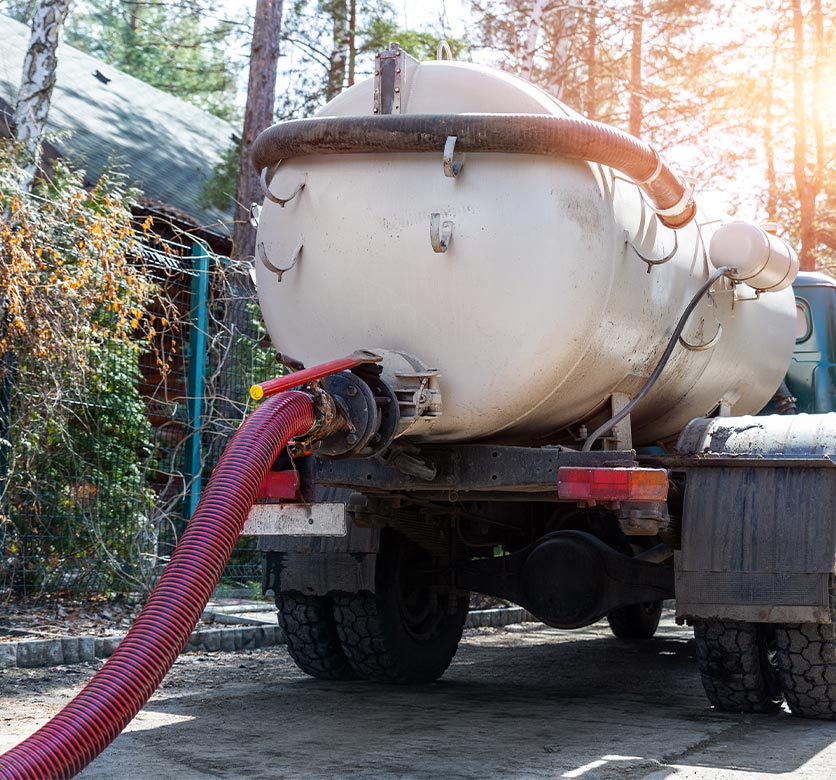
top-left (0, 14), bottom-right (237, 234)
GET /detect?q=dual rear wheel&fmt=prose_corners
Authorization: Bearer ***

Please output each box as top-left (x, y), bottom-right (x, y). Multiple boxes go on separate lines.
top-left (693, 619), bottom-right (836, 719)
top-left (277, 529), bottom-right (468, 684)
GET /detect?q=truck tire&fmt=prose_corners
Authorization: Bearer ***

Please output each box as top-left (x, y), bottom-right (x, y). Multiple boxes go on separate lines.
top-left (607, 601), bottom-right (663, 639)
top-left (277, 592), bottom-right (357, 680)
top-left (332, 529), bottom-right (468, 683)
top-left (693, 620), bottom-right (783, 713)
top-left (774, 622), bottom-right (836, 719)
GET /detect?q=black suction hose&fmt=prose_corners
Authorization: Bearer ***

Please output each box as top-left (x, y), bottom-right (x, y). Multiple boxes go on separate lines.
top-left (251, 114), bottom-right (696, 229)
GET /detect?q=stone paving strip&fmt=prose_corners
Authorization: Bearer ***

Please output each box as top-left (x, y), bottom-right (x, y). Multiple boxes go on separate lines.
top-left (0, 606), bottom-right (536, 669)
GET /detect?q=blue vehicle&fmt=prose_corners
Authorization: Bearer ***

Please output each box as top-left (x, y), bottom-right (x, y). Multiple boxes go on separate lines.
top-left (784, 271), bottom-right (836, 414)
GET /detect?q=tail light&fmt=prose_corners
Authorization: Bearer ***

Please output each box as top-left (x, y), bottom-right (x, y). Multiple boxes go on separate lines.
top-left (557, 466), bottom-right (668, 502)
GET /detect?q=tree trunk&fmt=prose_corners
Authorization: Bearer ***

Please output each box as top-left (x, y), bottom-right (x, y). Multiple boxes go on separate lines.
top-left (628, 0), bottom-right (643, 138)
top-left (548, 7), bottom-right (579, 100)
top-left (792, 0), bottom-right (818, 270)
top-left (233, 0), bottom-right (283, 263)
top-left (224, 0), bottom-right (283, 432)
top-left (521, 0), bottom-right (548, 81)
top-left (13, 0), bottom-right (71, 192)
top-left (763, 23), bottom-right (781, 222)
top-left (812, 0), bottom-right (824, 209)
top-left (583, 1), bottom-right (598, 120)
top-left (326, 0), bottom-right (349, 101)
top-left (347, 0), bottom-right (357, 87)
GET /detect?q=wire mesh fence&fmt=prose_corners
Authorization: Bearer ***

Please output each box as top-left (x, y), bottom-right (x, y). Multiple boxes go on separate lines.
top-left (0, 229), bottom-right (277, 601)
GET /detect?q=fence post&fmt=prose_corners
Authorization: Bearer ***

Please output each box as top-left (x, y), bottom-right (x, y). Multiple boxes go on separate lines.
top-left (0, 351), bottom-right (11, 552)
top-left (183, 241), bottom-right (210, 520)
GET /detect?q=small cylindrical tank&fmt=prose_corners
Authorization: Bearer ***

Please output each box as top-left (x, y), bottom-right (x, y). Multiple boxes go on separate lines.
top-left (255, 56), bottom-right (796, 446)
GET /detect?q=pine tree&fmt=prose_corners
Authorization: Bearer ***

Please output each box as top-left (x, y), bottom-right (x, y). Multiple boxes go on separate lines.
top-left (277, 0), bottom-right (465, 119)
top-left (64, 0), bottom-right (245, 121)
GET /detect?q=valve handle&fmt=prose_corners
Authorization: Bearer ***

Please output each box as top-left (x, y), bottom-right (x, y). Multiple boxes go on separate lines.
top-left (250, 351), bottom-right (382, 401)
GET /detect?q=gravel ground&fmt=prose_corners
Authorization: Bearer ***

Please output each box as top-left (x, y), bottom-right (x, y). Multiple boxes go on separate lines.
top-left (2, 612), bottom-right (836, 779)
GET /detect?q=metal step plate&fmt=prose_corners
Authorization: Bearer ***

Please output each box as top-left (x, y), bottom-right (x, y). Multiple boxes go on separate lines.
top-left (242, 503), bottom-right (347, 536)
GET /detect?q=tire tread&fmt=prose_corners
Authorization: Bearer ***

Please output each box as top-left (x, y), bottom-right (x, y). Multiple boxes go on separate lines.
top-left (775, 621), bottom-right (836, 719)
top-left (278, 592), bottom-right (357, 680)
top-left (693, 619), bottom-right (782, 713)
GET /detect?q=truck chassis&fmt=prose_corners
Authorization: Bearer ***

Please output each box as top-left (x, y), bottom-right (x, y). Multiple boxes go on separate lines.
top-left (256, 430), bottom-right (836, 719)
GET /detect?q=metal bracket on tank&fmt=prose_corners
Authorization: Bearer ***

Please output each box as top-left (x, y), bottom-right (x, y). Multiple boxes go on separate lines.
top-left (257, 242), bottom-right (302, 282)
top-left (374, 43), bottom-right (405, 115)
top-left (443, 136), bottom-right (464, 177)
top-left (249, 202), bottom-right (261, 227)
top-left (606, 392), bottom-right (633, 451)
top-left (625, 230), bottom-right (679, 273)
top-left (260, 166), bottom-right (306, 207)
top-left (430, 214), bottom-right (453, 253)
top-left (679, 323), bottom-right (722, 351)
top-left (436, 40), bottom-right (453, 60)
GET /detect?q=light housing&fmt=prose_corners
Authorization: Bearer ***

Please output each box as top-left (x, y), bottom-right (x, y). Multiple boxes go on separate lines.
top-left (557, 466), bottom-right (668, 502)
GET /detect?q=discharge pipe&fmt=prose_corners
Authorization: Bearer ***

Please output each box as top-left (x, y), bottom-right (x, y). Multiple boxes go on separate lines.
top-left (0, 391), bottom-right (316, 780)
top-left (252, 114), bottom-right (696, 229)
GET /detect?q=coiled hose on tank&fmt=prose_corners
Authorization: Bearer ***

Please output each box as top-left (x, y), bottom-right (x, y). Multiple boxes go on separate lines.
top-left (0, 391), bottom-right (315, 780)
top-left (251, 114), bottom-right (696, 228)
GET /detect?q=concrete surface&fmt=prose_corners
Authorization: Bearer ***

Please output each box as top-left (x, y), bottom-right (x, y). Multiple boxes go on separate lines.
top-left (2, 612), bottom-right (836, 779)
top-left (0, 608), bottom-right (532, 669)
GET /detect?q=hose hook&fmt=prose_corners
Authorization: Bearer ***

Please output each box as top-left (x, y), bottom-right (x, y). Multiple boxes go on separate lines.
top-left (260, 165), bottom-right (306, 207)
top-left (258, 241), bottom-right (302, 281)
top-left (430, 214), bottom-right (453, 253)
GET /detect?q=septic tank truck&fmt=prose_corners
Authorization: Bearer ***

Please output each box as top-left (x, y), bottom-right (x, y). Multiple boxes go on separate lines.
top-left (16, 41), bottom-right (836, 780)
top-left (245, 44), bottom-right (834, 720)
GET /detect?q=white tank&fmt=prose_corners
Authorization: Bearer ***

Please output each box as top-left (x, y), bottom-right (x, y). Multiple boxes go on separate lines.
top-left (255, 56), bottom-right (796, 446)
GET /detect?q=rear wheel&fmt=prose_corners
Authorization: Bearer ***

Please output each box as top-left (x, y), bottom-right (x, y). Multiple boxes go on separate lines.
top-left (277, 592), bottom-right (357, 680)
top-left (333, 529), bottom-right (468, 683)
top-left (607, 601), bottom-right (663, 639)
top-left (774, 622), bottom-right (836, 719)
top-left (693, 620), bottom-right (782, 713)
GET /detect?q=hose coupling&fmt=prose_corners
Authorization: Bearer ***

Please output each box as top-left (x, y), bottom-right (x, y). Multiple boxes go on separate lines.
top-left (251, 351), bottom-right (400, 460)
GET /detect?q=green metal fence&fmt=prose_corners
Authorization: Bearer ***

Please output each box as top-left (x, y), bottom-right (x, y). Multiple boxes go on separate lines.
top-left (0, 233), bottom-right (277, 600)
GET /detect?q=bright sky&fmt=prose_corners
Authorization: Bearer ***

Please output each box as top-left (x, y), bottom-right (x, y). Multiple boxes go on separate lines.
top-left (397, 0), bottom-right (471, 36)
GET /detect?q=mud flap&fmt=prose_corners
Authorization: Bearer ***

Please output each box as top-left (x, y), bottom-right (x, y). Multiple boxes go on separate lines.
top-left (675, 414), bottom-right (836, 624)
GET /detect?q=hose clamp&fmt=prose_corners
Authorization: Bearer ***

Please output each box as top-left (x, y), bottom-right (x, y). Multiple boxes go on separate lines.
top-left (654, 180), bottom-right (696, 218)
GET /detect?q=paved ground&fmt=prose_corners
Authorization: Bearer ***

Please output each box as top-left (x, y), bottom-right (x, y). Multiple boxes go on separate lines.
top-left (2, 612), bottom-right (836, 779)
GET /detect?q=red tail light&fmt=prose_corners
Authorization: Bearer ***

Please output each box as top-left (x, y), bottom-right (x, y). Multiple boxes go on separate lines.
top-left (557, 466), bottom-right (668, 502)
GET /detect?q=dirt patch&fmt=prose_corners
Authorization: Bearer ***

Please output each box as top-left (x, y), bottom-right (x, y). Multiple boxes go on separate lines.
top-left (0, 601), bottom-right (141, 642)
top-left (0, 597), bottom-right (278, 643)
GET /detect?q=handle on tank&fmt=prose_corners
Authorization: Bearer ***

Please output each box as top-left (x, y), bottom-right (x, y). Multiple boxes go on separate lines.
top-left (257, 241), bottom-right (302, 281)
top-left (251, 114), bottom-right (696, 229)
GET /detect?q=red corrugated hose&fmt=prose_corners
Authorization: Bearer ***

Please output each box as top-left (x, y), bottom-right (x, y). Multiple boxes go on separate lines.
top-left (0, 391), bottom-right (315, 780)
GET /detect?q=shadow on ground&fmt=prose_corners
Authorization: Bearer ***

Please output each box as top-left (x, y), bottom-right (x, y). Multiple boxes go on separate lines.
top-left (64, 621), bottom-right (836, 780)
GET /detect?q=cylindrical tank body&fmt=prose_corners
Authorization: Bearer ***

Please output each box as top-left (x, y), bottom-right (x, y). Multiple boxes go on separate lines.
top-left (255, 58), bottom-right (796, 446)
